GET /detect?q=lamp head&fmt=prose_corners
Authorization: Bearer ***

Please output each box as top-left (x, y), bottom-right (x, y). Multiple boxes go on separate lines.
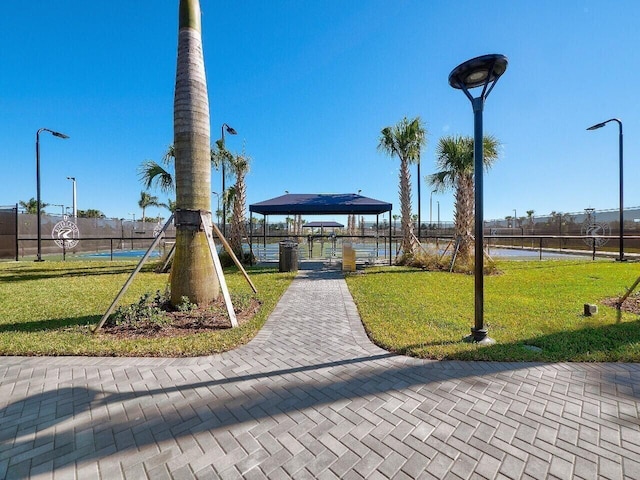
top-left (52, 131), bottom-right (69, 139)
top-left (587, 122), bottom-right (606, 131)
top-left (224, 124), bottom-right (237, 135)
top-left (449, 54), bottom-right (508, 90)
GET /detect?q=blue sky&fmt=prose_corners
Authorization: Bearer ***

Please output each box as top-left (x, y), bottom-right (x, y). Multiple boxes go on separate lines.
top-left (2, 1), bottom-right (639, 225)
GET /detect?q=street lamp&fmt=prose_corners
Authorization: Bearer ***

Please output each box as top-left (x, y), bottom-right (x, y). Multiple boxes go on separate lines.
top-left (212, 191), bottom-right (221, 229)
top-left (449, 53), bottom-right (508, 344)
top-left (36, 128), bottom-right (69, 262)
top-left (587, 118), bottom-right (625, 261)
top-left (220, 123), bottom-right (237, 238)
top-left (50, 204), bottom-right (65, 215)
top-left (417, 155), bottom-right (422, 241)
top-left (430, 189), bottom-right (437, 227)
top-left (67, 176), bottom-right (77, 219)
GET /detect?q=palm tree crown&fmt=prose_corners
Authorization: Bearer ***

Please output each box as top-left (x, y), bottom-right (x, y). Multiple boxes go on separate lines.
top-left (138, 191), bottom-right (161, 224)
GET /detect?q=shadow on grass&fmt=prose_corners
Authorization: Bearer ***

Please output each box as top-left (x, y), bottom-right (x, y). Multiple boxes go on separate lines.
top-left (394, 318), bottom-right (640, 362)
top-left (0, 263), bottom-right (160, 283)
top-left (0, 315), bottom-right (100, 333)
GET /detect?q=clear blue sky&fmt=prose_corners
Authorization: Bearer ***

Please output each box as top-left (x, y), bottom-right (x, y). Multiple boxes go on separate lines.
top-left (2, 1), bottom-right (639, 225)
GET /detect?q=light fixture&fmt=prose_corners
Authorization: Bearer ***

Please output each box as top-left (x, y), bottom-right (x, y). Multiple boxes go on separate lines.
top-left (449, 54), bottom-right (508, 345)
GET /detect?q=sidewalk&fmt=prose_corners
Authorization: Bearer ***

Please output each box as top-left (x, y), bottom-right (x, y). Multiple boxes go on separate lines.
top-left (1, 261), bottom-right (639, 479)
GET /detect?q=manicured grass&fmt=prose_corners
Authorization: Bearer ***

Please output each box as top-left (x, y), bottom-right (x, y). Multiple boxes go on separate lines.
top-left (0, 261), bottom-right (295, 356)
top-left (345, 260), bottom-right (640, 362)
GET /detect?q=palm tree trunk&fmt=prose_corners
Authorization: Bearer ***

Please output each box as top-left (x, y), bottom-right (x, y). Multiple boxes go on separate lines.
top-left (399, 157), bottom-right (415, 255)
top-left (454, 174), bottom-right (474, 261)
top-left (230, 172), bottom-right (248, 257)
top-left (170, 0), bottom-right (219, 305)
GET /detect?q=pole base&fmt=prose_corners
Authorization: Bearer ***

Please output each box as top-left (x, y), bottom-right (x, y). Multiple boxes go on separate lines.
top-left (463, 328), bottom-right (495, 345)
top-left (34, 259), bottom-right (45, 263)
top-left (615, 257), bottom-right (627, 262)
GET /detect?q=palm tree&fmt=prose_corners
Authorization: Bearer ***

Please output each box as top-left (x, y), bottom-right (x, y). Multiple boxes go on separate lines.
top-left (139, 146), bottom-right (175, 194)
top-left (226, 151), bottom-right (251, 258)
top-left (138, 191), bottom-right (161, 224)
top-left (170, 0), bottom-right (218, 306)
top-left (19, 198), bottom-right (47, 215)
top-left (428, 135), bottom-right (500, 262)
top-left (78, 209), bottom-right (105, 218)
top-left (378, 116), bottom-right (427, 258)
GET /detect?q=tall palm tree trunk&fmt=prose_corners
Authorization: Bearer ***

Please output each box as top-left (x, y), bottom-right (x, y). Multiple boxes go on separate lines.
top-left (399, 157), bottom-right (415, 254)
top-left (455, 174), bottom-right (474, 261)
top-left (170, 0), bottom-right (219, 305)
top-left (230, 172), bottom-right (248, 257)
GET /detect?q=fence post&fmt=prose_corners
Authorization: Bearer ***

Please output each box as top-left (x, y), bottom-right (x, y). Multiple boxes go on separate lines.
top-left (62, 239), bottom-right (66, 261)
top-left (539, 237), bottom-right (542, 260)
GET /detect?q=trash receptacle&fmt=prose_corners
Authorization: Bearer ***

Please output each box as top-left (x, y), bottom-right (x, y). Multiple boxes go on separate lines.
top-left (279, 240), bottom-right (298, 272)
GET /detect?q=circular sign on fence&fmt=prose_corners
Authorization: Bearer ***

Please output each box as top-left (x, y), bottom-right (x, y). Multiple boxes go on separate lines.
top-left (52, 216), bottom-right (80, 249)
top-left (581, 221), bottom-right (610, 247)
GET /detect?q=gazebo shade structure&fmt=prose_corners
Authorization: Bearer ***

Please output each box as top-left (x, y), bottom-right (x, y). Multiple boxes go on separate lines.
top-left (248, 193), bottom-right (393, 265)
top-left (250, 193), bottom-right (392, 216)
top-left (303, 221), bottom-right (344, 228)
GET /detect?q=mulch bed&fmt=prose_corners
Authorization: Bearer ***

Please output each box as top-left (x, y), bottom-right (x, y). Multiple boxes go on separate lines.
top-left (101, 297), bottom-right (261, 339)
top-left (601, 294), bottom-right (640, 315)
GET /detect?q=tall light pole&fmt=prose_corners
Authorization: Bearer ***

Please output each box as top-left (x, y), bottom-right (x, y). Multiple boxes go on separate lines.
top-left (587, 118), bottom-right (625, 261)
top-left (220, 123), bottom-right (237, 238)
top-left (36, 128), bottom-right (69, 262)
top-left (67, 176), bottom-right (77, 219)
top-left (212, 191), bottom-right (221, 229)
top-left (437, 201), bottom-right (440, 229)
top-left (513, 209), bottom-right (517, 228)
top-left (449, 54), bottom-right (508, 344)
top-left (417, 155), bottom-right (422, 241)
top-left (430, 189), bottom-right (437, 226)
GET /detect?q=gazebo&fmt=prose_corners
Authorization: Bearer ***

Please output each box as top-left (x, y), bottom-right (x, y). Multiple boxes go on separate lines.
top-left (249, 193), bottom-right (393, 264)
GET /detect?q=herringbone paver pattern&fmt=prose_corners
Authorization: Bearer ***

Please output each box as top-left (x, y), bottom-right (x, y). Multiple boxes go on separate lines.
top-left (1, 263), bottom-right (639, 479)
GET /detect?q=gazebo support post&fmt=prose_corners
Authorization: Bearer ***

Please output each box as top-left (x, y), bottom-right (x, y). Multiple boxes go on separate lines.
top-left (389, 210), bottom-right (392, 266)
top-left (249, 212), bottom-right (254, 266)
top-left (376, 214), bottom-right (379, 258)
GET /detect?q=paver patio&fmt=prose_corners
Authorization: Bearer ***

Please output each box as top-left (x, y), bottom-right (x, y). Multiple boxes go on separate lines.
top-left (1, 262), bottom-right (639, 479)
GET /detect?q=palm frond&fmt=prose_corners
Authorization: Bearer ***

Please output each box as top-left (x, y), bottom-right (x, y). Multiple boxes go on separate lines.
top-left (138, 160), bottom-right (174, 193)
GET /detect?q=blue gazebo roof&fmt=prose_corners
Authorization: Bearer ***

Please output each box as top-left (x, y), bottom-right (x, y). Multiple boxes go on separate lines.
top-left (249, 193), bottom-right (392, 216)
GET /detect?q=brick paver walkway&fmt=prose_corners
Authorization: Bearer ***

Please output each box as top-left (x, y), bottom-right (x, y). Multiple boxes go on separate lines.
top-left (1, 263), bottom-right (639, 479)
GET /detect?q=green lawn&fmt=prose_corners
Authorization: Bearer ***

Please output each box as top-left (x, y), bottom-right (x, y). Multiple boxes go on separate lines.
top-left (0, 260), bottom-right (295, 356)
top-left (345, 260), bottom-right (640, 362)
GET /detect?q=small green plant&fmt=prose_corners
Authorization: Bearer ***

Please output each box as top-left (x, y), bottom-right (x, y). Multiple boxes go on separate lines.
top-left (110, 291), bottom-right (170, 328)
top-left (176, 296), bottom-right (197, 312)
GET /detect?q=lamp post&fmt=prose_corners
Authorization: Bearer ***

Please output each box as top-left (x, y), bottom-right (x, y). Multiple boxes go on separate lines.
top-left (513, 209), bottom-right (517, 228)
top-left (587, 118), bottom-right (625, 261)
top-left (449, 54), bottom-right (508, 344)
top-left (212, 191), bottom-right (221, 229)
top-left (430, 189), bottom-right (437, 227)
top-left (67, 176), bottom-right (77, 220)
top-left (220, 123), bottom-right (237, 238)
top-left (437, 201), bottom-right (440, 229)
top-left (51, 204), bottom-right (65, 215)
top-left (417, 156), bottom-right (422, 241)
top-left (36, 128), bottom-right (69, 262)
